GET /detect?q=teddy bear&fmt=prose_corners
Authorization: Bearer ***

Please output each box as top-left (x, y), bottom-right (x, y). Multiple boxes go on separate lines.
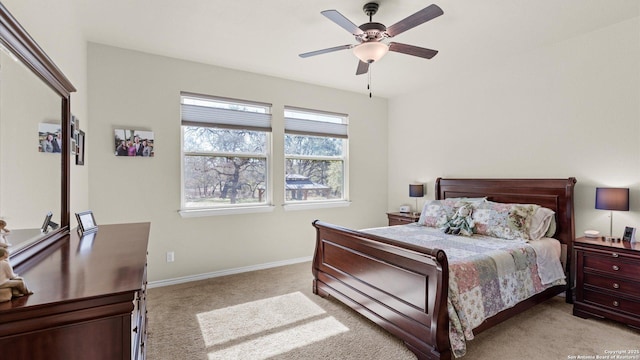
top-left (0, 247), bottom-right (33, 302)
top-left (440, 202), bottom-right (476, 236)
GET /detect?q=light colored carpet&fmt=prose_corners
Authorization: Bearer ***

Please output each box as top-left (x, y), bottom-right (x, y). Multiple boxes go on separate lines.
top-left (146, 262), bottom-right (640, 359)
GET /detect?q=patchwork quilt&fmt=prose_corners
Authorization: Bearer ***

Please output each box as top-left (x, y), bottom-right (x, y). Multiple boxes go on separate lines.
top-left (361, 224), bottom-right (566, 358)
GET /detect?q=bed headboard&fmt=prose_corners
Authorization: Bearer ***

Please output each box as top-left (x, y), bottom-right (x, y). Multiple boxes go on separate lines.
top-left (435, 178), bottom-right (577, 246)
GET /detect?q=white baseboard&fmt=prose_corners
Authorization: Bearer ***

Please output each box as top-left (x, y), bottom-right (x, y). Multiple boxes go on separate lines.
top-left (147, 256), bottom-right (313, 289)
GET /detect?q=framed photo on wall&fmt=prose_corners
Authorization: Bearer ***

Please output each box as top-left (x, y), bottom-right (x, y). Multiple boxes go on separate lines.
top-left (38, 122), bottom-right (62, 153)
top-left (114, 129), bottom-right (155, 157)
top-left (76, 130), bottom-right (85, 165)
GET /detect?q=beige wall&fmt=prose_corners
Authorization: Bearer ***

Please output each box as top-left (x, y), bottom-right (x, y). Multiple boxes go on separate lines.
top-left (387, 17), bottom-right (640, 238)
top-left (87, 43), bottom-right (388, 282)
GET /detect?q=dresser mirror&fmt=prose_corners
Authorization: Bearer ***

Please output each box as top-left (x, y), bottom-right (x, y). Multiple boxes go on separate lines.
top-left (0, 3), bottom-right (75, 267)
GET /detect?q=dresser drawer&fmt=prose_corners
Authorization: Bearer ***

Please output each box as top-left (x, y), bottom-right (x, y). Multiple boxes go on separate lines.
top-left (582, 289), bottom-right (640, 316)
top-left (582, 253), bottom-right (640, 279)
top-left (583, 272), bottom-right (640, 299)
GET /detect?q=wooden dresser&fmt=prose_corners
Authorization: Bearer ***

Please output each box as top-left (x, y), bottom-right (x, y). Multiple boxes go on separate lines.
top-left (0, 222), bottom-right (150, 360)
top-left (573, 236), bottom-right (640, 329)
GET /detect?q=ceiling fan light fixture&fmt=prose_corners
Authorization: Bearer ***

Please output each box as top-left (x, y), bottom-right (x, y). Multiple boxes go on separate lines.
top-left (353, 41), bottom-right (388, 63)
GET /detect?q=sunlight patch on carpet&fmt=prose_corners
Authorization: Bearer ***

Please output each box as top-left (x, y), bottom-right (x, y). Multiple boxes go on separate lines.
top-left (197, 291), bottom-right (342, 347)
top-left (207, 317), bottom-right (348, 360)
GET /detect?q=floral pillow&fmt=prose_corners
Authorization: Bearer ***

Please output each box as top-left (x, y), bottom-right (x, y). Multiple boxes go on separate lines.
top-left (417, 199), bottom-right (460, 228)
top-left (471, 201), bottom-right (541, 240)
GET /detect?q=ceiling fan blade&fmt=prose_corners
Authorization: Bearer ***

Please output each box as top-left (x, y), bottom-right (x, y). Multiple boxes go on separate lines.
top-left (299, 44), bottom-right (353, 58)
top-left (389, 42), bottom-right (438, 59)
top-left (386, 4), bottom-right (443, 37)
top-left (356, 60), bottom-right (369, 75)
top-left (321, 10), bottom-right (364, 36)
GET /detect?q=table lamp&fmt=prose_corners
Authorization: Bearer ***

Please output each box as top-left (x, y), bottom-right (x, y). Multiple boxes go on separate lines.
top-left (595, 187), bottom-right (629, 238)
top-left (409, 184), bottom-right (424, 216)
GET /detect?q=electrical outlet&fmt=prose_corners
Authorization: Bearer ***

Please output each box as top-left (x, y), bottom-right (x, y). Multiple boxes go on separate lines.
top-left (166, 251), bottom-right (174, 262)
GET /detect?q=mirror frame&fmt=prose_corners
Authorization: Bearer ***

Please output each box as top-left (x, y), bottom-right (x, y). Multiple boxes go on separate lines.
top-left (0, 3), bottom-right (76, 265)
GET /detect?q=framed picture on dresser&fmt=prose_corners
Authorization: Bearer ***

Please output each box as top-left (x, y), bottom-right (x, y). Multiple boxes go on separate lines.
top-left (40, 211), bottom-right (53, 233)
top-left (75, 210), bottom-right (97, 235)
top-left (623, 226), bottom-right (636, 242)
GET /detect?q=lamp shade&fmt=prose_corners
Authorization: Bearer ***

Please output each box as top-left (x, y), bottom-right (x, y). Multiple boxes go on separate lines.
top-left (353, 42), bottom-right (389, 63)
top-left (595, 187), bottom-right (629, 211)
top-left (409, 184), bottom-right (424, 198)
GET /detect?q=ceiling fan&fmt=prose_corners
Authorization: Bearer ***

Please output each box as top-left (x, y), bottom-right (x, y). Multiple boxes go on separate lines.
top-left (299, 2), bottom-right (443, 75)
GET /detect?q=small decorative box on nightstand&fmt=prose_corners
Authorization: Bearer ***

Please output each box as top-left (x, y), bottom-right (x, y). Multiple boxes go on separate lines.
top-left (386, 212), bottom-right (420, 226)
top-left (573, 236), bottom-right (640, 330)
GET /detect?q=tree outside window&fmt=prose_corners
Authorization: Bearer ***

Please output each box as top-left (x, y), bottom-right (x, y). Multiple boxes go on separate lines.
top-left (181, 93), bottom-right (271, 209)
top-left (284, 107), bottom-right (348, 202)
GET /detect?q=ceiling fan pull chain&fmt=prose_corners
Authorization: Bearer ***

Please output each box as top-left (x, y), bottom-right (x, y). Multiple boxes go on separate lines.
top-left (368, 65), bottom-right (372, 98)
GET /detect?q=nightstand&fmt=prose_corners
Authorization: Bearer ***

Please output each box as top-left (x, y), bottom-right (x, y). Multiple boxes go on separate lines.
top-left (573, 236), bottom-right (640, 329)
top-left (386, 212), bottom-right (420, 226)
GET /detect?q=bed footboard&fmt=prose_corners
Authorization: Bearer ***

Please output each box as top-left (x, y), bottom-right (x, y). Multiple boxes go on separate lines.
top-left (312, 220), bottom-right (451, 360)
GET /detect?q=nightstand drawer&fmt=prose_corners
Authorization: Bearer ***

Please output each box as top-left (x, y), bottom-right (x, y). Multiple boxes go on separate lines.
top-left (390, 217), bottom-right (415, 225)
top-left (387, 212), bottom-right (420, 226)
top-left (583, 254), bottom-right (640, 279)
top-left (583, 273), bottom-right (640, 299)
top-left (583, 289), bottom-right (640, 316)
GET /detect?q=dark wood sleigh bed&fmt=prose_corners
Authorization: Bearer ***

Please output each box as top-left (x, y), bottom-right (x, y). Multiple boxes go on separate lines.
top-left (312, 178), bottom-right (576, 360)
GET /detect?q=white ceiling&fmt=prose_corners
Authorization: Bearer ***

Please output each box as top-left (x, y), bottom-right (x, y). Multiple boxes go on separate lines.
top-left (76, 0), bottom-right (639, 99)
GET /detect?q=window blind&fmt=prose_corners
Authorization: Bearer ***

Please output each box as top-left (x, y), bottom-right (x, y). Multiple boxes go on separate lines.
top-left (284, 107), bottom-right (348, 139)
top-left (181, 93), bottom-right (272, 132)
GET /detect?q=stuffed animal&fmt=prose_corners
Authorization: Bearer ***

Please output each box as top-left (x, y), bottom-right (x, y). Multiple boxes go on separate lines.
top-left (441, 203), bottom-right (476, 236)
top-left (0, 247), bottom-right (33, 302)
top-left (0, 219), bottom-right (9, 233)
top-left (0, 219), bottom-right (9, 249)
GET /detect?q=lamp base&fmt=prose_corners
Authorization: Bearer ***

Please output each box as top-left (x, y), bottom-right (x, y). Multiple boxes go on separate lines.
top-left (609, 210), bottom-right (613, 238)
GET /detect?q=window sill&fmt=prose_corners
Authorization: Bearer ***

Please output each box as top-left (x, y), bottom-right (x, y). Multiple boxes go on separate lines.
top-left (283, 200), bottom-right (351, 212)
top-left (179, 205), bottom-right (275, 218)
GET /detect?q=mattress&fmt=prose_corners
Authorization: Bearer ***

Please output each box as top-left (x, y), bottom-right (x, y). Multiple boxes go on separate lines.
top-left (361, 223), bottom-right (566, 357)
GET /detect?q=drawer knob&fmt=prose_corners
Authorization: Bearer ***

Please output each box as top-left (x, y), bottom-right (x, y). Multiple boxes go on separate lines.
top-left (613, 283), bottom-right (620, 289)
top-left (612, 265), bottom-right (620, 271)
top-left (613, 301), bottom-right (619, 307)
top-left (612, 253), bottom-right (619, 258)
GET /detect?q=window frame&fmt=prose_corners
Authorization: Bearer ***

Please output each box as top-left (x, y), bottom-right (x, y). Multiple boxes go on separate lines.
top-left (283, 106), bottom-right (349, 210)
top-left (179, 92), bottom-right (274, 217)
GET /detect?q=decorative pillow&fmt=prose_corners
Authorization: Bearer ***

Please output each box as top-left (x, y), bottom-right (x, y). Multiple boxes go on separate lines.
top-left (471, 201), bottom-right (540, 240)
top-left (417, 199), bottom-right (459, 228)
top-left (545, 215), bottom-right (557, 238)
top-left (529, 207), bottom-right (555, 240)
top-left (440, 202), bottom-right (475, 236)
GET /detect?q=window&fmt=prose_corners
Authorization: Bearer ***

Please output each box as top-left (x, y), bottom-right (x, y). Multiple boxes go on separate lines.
top-left (284, 107), bottom-right (348, 203)
top-left (181, 92), bottom-right (271, 212)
